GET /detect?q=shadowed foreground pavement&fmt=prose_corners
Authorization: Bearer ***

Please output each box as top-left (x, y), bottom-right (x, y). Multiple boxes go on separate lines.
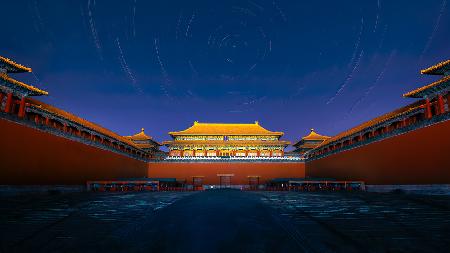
top-left (1, 189), bottom-right (450, 252)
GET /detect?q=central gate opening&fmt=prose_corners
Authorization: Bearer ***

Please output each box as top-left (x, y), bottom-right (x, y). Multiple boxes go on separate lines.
top-left (248, 176), bottom-right (260, 190)
top-left (192, 176), bottom-right (204, 191)
top-left (217, 174), bottom-right (234, 188)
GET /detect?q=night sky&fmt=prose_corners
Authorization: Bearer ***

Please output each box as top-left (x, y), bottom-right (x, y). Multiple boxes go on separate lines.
top-left (2, 0), bottom-right (449, 149)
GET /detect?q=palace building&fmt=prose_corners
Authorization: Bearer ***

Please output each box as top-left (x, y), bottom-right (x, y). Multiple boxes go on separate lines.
top-left (163, 121), bottom-right (290, 157)
top-left (0, 54), bottom-right (449, 187)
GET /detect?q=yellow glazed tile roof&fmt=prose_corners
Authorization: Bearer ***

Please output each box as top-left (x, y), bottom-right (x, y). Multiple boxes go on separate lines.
top-left (169, 121), bottom-right (284, 136)
top-left (125, 128), bottom-right (153, 141)
top-left (403, 75), bottom-right (450, 98)
top-left (302, 129), bottom-right (330, 141)
top-left (0, 56), bottom-right (32, 72)
top-left (124, 128), bottom-right (162, 146)
top-left (0, 73), bottom-right (48, 96)
top-left (293, 129), bottom-right (329, 147)
top-left (420, 59), bottom-right (450, 75)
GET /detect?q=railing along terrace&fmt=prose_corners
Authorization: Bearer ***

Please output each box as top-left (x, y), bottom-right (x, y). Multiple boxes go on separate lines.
top-left (162, 156), bottom-right (304, 162)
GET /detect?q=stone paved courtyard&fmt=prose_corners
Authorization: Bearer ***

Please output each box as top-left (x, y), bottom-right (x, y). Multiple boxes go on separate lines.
top-left (0, 190), bottom-right (449, 252)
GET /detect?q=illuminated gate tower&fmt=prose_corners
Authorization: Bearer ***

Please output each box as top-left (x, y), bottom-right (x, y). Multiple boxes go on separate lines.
top-left (163, 121), bottom-right (290, 157)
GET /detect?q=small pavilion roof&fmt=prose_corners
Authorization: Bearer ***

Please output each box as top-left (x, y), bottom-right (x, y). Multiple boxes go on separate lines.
top-left (302, 129), bottom-right (330, 141)
top-left (0, 73), bottom-right (48, 96)
top-left (125, 128), bottom-right (162, 146)
top-left (126, 128), bottom-right (153, 141)
top-left (293, 129), bottom-right (330, 147)
top-left (0, 56), bottom-right (32, 73)
top-left (403, 75), bottom-right (450, 98)
top-left (420, 59), bottom-right (450, 75)
top-left (169, 121), bottom-right (284, 137)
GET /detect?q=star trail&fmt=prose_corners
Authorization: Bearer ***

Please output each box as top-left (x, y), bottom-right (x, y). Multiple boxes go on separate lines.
top-left (2, 0), bottom-right (449, 147)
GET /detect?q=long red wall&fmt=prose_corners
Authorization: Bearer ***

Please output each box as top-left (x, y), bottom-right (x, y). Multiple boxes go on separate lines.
top-left (148, 162), bottom-right (305, 185)
top-left (0, 119), bottom-right (147, 185)
top-left (306, 119), bottom-right (450, 184)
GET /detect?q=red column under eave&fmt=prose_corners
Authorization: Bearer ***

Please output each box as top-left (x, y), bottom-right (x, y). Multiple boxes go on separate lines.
top-left (0, 93), bottom-right (4, 109)
top-left (4, 93), bottom-right (13, 113)
top-left (425, 98), bottom-right (432, 119)
top-left (447, 93), bottom-right (450, 112)
top-left (437, 95), bottom-right (445, 114)
top-left (18, 97), bottom-right (26, 118)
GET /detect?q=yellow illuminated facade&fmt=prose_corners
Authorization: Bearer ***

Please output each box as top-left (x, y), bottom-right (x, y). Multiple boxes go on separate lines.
top-left (163, 121), bottom-right (290, 157)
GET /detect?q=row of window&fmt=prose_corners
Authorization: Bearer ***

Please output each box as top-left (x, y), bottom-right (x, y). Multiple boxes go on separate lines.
top-left (174, 135), bottom-right (278, 141)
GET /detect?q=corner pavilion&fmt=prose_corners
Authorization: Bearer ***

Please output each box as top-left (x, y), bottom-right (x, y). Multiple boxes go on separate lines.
top-left (163, 121), bottom-right (290, 157)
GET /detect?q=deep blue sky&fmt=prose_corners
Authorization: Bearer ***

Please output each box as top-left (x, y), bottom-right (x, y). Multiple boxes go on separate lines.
top-left (2, 0), bottom-right (449, 149)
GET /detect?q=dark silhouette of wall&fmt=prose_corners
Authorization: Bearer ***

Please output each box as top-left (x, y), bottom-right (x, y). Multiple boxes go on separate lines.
top-left (0, 119), bottom-right (147, 185)
top-left (306, 120), bottom-right (450, 184)
top-left (148, 162), bottom-right (305, 185)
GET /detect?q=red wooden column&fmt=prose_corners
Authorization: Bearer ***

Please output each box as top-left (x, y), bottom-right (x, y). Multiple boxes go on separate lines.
top-left (0, 92), bottom-right (4, 110)
top-left (437, 95), bottom-right (445, 114)
top-left (404, 118), bottom-right (409, 127)
top-left (45, 117), bottom-right (50, 126)
top-left (4, 93), bottom-right (13, 113)
top-left (425, 98), bottom-right (432, 119)
top-left (18, 97), bottom-right (26, 118)
top-left (447, 93), bottom-right (450, 112)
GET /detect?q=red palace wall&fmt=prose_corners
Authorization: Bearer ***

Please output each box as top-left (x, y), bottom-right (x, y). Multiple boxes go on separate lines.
top-left (0, 119), bottom-right (148, 185)
top-left (306, 119), bottom-right (450, 184)
top-left (148, 162), bottom-right (305, 185)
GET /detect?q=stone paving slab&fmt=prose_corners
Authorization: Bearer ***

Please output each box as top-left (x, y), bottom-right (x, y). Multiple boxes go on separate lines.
top-left (0, 190), bottom-right (449, 252)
